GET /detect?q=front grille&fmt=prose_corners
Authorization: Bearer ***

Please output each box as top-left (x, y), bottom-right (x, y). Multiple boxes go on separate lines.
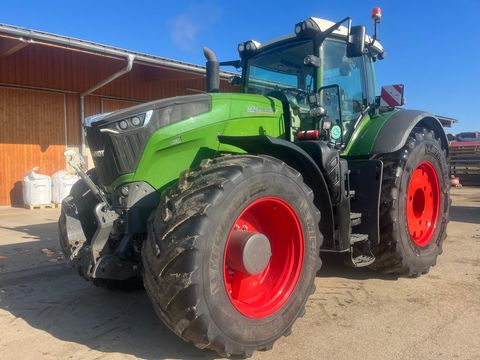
top-left (84, 94), bottom-right (212, 186)
top-left (86, 127), bottom-right (149, 186)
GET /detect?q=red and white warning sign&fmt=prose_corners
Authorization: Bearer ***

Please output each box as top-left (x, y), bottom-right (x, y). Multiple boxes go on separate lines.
top-left (380, 84), bottom-right (405, 107)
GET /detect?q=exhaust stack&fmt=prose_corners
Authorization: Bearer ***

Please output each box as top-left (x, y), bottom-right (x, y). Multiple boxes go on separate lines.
top-left (203, 47), bottom-right (220, 93)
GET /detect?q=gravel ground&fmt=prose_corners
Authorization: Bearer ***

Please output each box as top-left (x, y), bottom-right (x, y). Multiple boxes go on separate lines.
top-left (0, 187), bottom-right (479, 360)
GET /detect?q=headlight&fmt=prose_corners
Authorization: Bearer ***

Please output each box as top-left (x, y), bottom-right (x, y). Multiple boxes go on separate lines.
top-left (131, 116), bottom-right (141, 126)
top-left (294, 19), bottom-right (321, 38)
top-left (238, 40), bottom-right (260, 57)
top-left (118, 120), bottom-right (129, 130)
top-left (99, 110), bottom-right (153, 134)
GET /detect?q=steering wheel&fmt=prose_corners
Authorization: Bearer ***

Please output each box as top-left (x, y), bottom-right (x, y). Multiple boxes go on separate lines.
top-left (279, 88), bottom-right (309, 111)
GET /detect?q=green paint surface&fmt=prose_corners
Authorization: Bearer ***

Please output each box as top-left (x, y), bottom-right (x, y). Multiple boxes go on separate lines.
top-left (109, 93), bottom-right (285, 193)
top-left (342, 110), bottom-right (398, 157)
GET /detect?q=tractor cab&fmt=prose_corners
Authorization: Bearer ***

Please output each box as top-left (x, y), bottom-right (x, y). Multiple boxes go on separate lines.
top-left (234, 16), bottom-right (385, 147)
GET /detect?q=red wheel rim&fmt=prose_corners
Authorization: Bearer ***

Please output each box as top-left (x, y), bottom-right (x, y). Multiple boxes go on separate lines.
top-left (223, 197), bottom-right (304, 318)
top-left (406, 161), bottom-right (440, 247)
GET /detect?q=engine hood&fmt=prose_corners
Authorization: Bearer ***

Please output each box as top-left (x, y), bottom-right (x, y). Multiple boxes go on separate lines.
top-left (84, 93), bottom-right (212, 128)
top-left (85, 92), bottom-right (283, 187)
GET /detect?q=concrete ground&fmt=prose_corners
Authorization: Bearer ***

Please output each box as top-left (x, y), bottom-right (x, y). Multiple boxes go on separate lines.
top-left (0, 187), bottom-right (479, 360)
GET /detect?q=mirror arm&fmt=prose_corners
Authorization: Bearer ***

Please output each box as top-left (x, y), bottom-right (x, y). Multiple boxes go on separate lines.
top-left (347, 18), bottom-right (352, 37)
top-left (320, 17), bottom-right (351, 39)
top-left (219, 60), bottom-right (242, 68)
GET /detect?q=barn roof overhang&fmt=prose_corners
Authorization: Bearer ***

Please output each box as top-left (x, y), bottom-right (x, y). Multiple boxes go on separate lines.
top-left (0, 23), bottom-right (233, 78)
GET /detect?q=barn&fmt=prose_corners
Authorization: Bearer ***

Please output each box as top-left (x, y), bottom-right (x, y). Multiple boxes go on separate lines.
top-left (0, 23), bottom-right (234, 206)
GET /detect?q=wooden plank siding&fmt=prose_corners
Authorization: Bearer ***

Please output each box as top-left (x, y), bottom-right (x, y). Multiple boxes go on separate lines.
top-left (0, 87), bottom-right (65, 205)
top-left (0, 43), bottom-right (230, 100)
top-left (0, 38), bottom-right (237, 205)
top-left (102, 98), bottom-right (141, 113)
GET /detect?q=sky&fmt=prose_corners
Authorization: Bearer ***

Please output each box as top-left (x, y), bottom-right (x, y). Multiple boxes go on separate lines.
top-left (1, 0), bottom-right (479, 133)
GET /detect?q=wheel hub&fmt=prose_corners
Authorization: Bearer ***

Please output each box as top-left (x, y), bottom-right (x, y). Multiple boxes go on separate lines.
top-left (226, 231), bottom-right (272, 275)
top-left (406, 161), bottom-right (440, 247)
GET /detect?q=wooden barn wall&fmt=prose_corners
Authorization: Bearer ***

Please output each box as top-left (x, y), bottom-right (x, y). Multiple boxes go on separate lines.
top-left (0, 43), bottom-right (235, 101)
top-left (101, 98), bottom-right (140, 113)
top-left (0, 87), bottom-right (65, 205)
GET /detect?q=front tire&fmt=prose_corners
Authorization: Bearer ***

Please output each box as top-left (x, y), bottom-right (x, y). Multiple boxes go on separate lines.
top-left (372, 128), bottom-right (450, 276)
top-left (142, 155), bottom-right (322, 357)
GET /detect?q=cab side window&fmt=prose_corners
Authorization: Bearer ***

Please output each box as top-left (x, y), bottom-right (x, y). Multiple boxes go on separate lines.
top-left (321, 39), bottom-right (365, 122)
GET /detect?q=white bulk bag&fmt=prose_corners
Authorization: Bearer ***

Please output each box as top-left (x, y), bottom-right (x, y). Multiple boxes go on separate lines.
top-left (23, 167), bottom-right (52, 206)
top-left (52, 171), bottom-right (80, 204)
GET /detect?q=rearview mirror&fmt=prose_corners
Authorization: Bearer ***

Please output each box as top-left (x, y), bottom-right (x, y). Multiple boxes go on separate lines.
top-left (347, 25), bottom-right (365, 58)
top-left (304, 54), bottom-right (321, 67)
top-left (228, 75), bottom-right (242, 86)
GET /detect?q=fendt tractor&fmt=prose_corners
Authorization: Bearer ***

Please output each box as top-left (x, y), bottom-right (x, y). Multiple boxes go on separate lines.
top-left (60, 9), bottom-right (450, 357)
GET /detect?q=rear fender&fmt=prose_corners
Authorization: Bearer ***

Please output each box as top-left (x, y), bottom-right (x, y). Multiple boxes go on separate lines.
top-left (372, 110), bottom-right (449, 155)
top-left (218, 135), bottom-right (335, 245)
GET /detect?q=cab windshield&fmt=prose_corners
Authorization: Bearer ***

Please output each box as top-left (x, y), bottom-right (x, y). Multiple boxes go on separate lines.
top-left (244, 40), bottom-right (316, 138)
top-left (244, 40), bottom-right (315, 95)
top-left (243, 38), bottom-right (372, 144)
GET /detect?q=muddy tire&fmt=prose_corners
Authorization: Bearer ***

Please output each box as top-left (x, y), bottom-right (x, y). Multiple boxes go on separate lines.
top-left (372, 128), bottom-right (450, 276)
top-left (142, 155), bottom-right (322, 357)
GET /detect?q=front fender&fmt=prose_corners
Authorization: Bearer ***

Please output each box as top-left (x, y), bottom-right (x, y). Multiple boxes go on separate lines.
top-left (218, 135), bottom-right (334, 245)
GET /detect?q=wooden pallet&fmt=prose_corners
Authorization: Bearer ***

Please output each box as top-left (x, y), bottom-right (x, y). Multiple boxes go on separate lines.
top-left (25, 203), bottom-right (60, 210)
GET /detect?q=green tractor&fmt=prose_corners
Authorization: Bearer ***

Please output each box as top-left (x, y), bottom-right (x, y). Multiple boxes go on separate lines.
top-left (59, 10), bottom-right (450, 357)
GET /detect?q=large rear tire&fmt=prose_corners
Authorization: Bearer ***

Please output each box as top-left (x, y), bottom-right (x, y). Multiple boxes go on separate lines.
top-left (372, 128), bottom-right (450, 276)
top-left (142, 155), bottom-right (322, 357)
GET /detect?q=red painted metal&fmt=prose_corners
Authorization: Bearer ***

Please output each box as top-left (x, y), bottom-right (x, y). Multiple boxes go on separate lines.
top-left (223, 197), bottom-right (304, 318)
top-left (297, 130), bottom-right (319, 140)
top-left (449, 140), bottom-right (480, 148)
top-left (371, 7), bottom-right (382, 21)
top-left (406, 161), bottom-right (440, 247)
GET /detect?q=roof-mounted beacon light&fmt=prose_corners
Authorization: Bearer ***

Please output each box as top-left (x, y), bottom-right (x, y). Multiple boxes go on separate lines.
top-left (369, 7), bottom-right (385, 60)
top-left (371, 7), bottom-right (382, 23)
top-left (371, 7), bottom-right (381, 41)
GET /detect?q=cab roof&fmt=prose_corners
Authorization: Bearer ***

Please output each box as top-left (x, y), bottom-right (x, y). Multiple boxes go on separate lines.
top-left (248, 17), bottom-right (384, 56)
